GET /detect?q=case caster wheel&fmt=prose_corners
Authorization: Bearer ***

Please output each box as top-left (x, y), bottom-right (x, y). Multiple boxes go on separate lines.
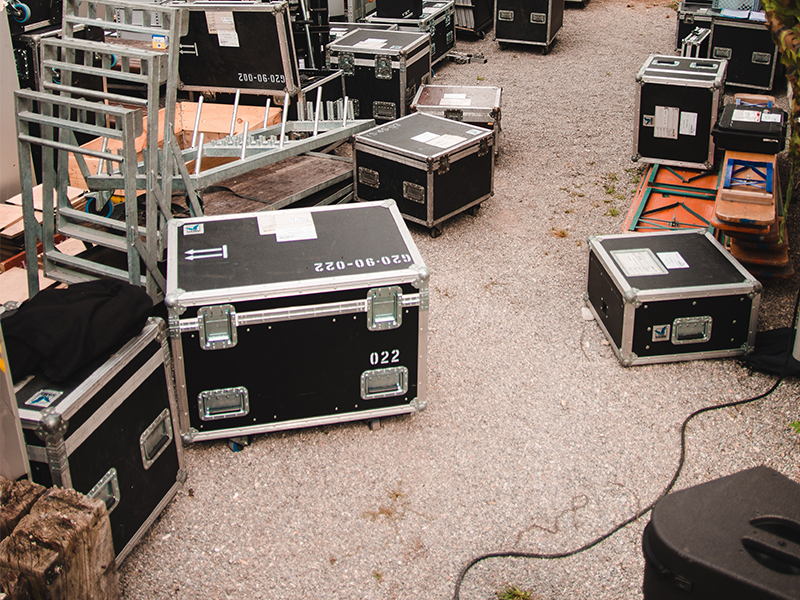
top-left (477, 30), bottom-right (485, 40)
top-left (8, 2), bottom-right (31, 23)
top-left (467, 204), bottom-right (481, 217)
top-left (368, 419), bottom-right (381, 431)
top-left (429, 226), bottom-right (443, 238)
top-left (227, 435), bottom-right (253, 452)
top-left (542, 44), bottom-right (551, 56)
top-left (498, 41), bottom-right (507, 50)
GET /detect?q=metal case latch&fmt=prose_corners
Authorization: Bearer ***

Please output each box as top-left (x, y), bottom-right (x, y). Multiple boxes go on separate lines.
top-left (198, 386), bottom-right (250, 421)
top-left (140, 408), bottom-right (174, 470)
top-left (198, 304), bottom-right (237, 350)
top-left (367, 286), bottom-right (403, 331)
top-left (375, 55), bottom-right (392, 80)
top-left (671, 316), bottom-right (712, 345)
top-left (88, 468), bottom-right (121, 514)
top-left (403, 181), bottom-right (426, 204)
top-left (361, 366), bottom-right (409, 399)
top-left (339, 52), bottom-right (355, 75)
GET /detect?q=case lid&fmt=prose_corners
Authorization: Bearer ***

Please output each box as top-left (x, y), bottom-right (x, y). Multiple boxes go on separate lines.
top-left (413, 84), bottom-right (500, 111)
top-left (714, 103), bottom-right (787, 137)
top-left (638, 54), bottom-right (727, 86)
top-left (589, 229), bottom-right (756, 292)
top-left (355, 112), bottom-right (494, 161)
top-left (328, 28), bottom-right (430, 56)
top-left (166, 201), bottom-right (427, 306)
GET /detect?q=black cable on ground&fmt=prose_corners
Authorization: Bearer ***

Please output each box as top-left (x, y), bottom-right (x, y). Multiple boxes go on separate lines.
top-left (453, 283), bottom-right (800, 600)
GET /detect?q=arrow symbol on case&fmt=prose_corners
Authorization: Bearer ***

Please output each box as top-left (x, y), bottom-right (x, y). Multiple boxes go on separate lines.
top-left (184, 245), bottom-right (228, 261)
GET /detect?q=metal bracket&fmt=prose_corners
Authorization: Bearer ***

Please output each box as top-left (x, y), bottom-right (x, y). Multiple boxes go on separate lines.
top-left (367, 286), bottom-right (403, 331)
top-left (198, 386), bottom-right (250, 421)
top-left (360, 366), bottom-right (409, 400)
top-left (375, 55), bottom-right (392, 80)
top-left (358, 166), bottom-right (380, 188)
top-left (87, 468), bottom-right (121, 514)
top-left (140, 408), bottom-right (174, 470)
top-left (339, 52), bottom-right (355, 75)
top-left (373, 101), bottom-right (397, 121)
top-left (403, 181), bottom-right (426, 204)
top-left (530, 12), bottom-right (546, 24)
top-left (437, 154), bottom-right (450, 175)
top-left (444, 108), bottom-right (463, 121)
top-left (198, 304), bottom-right (237, 350)
top-left (498, 9), bottom-right (514, 21)
top-left (478, 138), bottom-right (490, 157)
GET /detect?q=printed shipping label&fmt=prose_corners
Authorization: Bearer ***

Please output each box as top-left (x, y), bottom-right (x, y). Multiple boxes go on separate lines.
top-left (732, 109), bottom-right (761, 123)
top-left (274, 211), bottom-right (318, 242)
top-left (654, 106), bottom-right (679, 140)
top-left (206, 11), bottom-right (235, 34)
top-left (657, 251), bottom-right (690, 269)
top-left (217, 30), bottom-right (240, 48)
top-left (611, 248), bottom-right (669, 277)
top-left (679, 111), bottom-right (698, 137)
top-left (411, 131), bottom-right (440, 143)
top-left (761, 112), bottom-right (783, 123)
top-left (353, 38), bottom-right (388, 49)
top-left (425, 134), bottom-right (467, 149)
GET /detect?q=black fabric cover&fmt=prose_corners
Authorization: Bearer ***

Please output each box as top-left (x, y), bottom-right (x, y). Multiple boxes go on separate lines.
top-left (741, 327), bottom-right (800, 377)
top-left (3, 279), bottom-right (153, 383)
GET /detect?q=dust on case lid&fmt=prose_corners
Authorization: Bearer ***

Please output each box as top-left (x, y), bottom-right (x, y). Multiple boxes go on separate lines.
top-left (328, 27), bottom-right (430, 54)
top-left (356, 112), bottom-right (494, 159)
top-left (167, 201), bottom-right (426, 299)
top-left (638, 55), bottom-right (727, 84)
top-left (593, 230), bottom-right (754, 291)
top-left (412, 85), bottom-right (502, 111)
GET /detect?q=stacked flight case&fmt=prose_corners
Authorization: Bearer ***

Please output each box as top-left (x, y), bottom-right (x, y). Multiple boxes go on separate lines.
top-left (326, 28), bottom-right (431, 122)
top-left (165, 201), bottom-right (429, 443)
top-left (15, 317), bottom-right (185, 564)
top-left (366, 0), bottom-right (456, 66)
top-left (494, 0), bottom-right (565, 53)
top-left (633, 54), bottom-right (727, 170)
top-left (176, 0), bottom-right (301, 97)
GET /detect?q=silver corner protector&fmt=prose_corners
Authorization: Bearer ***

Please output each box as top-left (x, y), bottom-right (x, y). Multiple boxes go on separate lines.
top-left (381, 199), bottom-right (397, 209)
top-left (182, 429), bottom-right (198, 444)
top-left (621, 355), bottom-right (635, 367)
top-left (750, 282), bottom-right (763, 297)
top-left (624, 288), bottom-right (641, 308)
top-left (587, 234), bottom-right (599, 246)
top-left (412, 265), bottom-right (431, 288)
top-left (177, 469), bottom-right (188, 484)
top-left (631, 153), bottom-right (641, 162)
top-left (164, 290), bottom-right (186, 312)
top-left (410, 397), bottom-right (427, 412)
top-left (36, 408), bottom-right (67, 441)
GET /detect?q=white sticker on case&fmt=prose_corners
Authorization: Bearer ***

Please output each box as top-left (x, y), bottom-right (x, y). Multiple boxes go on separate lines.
top-left (761, 112), bottom-right (783, 123)
top-left (679, 111), bottom-right (698, 136)
top-left (183, 223), bottom-right (204, 236)
top-left (657, 251), bottom-right (690, 269)
top-left (654, 106), bottom-right (679, 139)
top-left (732, 109), bottom-right (761, 123)
top-left (611, 248), bottom-right (669, 277)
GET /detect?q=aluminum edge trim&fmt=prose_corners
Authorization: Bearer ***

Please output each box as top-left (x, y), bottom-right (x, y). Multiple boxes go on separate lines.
top-left (385, 201), bottom-right (428, 269)
top-left (629, 347), bottom-right (749, 366)
top-left (115, 479), bottom-right (183, 566)
top-left (64, 351), bottom-right (163, 456)
top-left (186, 405), bottom-right (420, 441)
top-left (587, 240), bottom-right (635, 298)
top-left (58, 320), bottom-right (160, 421)
top-left (430, 193), bottom-right (492, 228)
top-left (585, 300), bottom-right (627, 365)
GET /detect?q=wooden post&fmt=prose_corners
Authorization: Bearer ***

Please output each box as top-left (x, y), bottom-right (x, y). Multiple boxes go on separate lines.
top-left (0, 478), bottom-right (46, 540)
top-left (0, 488), bottom-right (119, 600)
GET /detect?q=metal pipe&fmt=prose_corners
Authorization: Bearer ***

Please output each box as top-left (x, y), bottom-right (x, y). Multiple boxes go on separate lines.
top-left (97, 137), bottom-right (109, 174)
top-left (342, 95), bottom-right (349, 127)
top-left (229, 89), bottom-right (241, 138)
top-left (240, 121), bottom-right (249, 160)
top-left (313, 87), bottom-right (322, 136)
top-left (279, 92), bottom-right (289, 148)
top-left (262, 96), bottom-right (272, 129)
top-left (194, 133), bottom-right (204, 175)
top-left (191, 95), bottom-right (204, 148)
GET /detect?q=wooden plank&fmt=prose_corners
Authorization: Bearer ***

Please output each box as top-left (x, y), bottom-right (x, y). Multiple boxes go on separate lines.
top-left (201, 154), bottom-right (354, 215)
top-left (0, 488), bottom-right (119, 600)
top-left (0, 568), bottom-right (31, 599)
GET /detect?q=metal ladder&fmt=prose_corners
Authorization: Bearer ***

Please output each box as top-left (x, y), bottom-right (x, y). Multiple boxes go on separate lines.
top-left (16, 0), bottom-right (187, 300)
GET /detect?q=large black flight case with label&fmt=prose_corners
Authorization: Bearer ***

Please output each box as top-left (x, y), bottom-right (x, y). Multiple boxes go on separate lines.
top-left (585, 229), bottom-right (760, 366)
top-left (633, 54), bottom-right (727, 170)
top-left (494, 0), bottom-right (564, 53)
top-left (176, 0), bottom-right (300, 97)
top-left (326, 28), bottom-right (431, 123)
top-left (15, 317), bottom-right (185, 564)
top-left (165, 201), bottom-right (429, 443)
top-left (354, 112), bottom-right (494, 237)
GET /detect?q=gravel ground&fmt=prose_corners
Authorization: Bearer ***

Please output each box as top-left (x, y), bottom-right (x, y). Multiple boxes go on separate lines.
top-left (118, 1), bottom-right (800, 599)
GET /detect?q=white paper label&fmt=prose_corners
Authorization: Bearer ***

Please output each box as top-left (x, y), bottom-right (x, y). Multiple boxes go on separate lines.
top-left (761, 112), bottom-right (783, 123)
top-left (611, 249), bottom-right (668, 277)
top-left (256, 213), bottom-right (276, 236)
top-left (274, 211), bottom-right (318, 242)
top-left (732, 109), bottom-right (761, 123)
top-left (439, 97), bottom-right (472, 107)
top-left (353, 38), bottom-right (388, 49)
top-left (654, 106), bottom-right (679, 139)
top-left (425, 134), bottom-right (467, 149)
top-left (679, 111), bottom-right (698, 136)
top-left (206, 11), bottom-right (235, 34)
top-left (410, 131), bottom-right (440, 143)
top-left (657, 251), bottom-right (690, 270)
top-left (25, 389), bottom-right (62, 408)
top-left (217, 30), bottom-right (240, 48)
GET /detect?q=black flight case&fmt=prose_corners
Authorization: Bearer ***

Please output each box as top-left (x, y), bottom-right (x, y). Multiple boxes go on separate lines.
top-left (165, 201), bottom-right (429, 443)
top-left (15, 317), bottom-right (185, 564)
top-left (493, 0), bottom-right (565, 53)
